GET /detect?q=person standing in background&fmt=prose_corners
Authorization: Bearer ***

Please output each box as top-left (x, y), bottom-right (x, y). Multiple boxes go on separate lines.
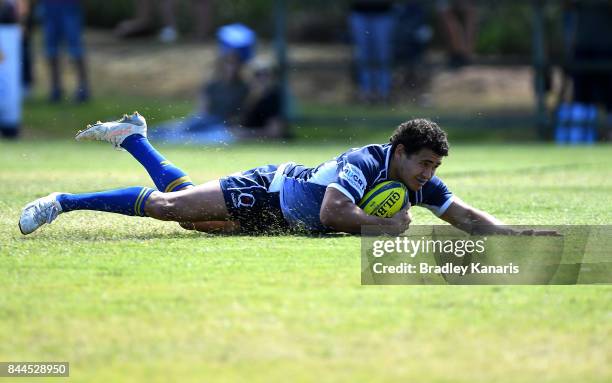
top-left (436, 0), bottom-right (478, 68)
top-left (150, 50), bottom-right (249, 144)
top-left (0, 0), bottom-right (23, 138)
top-left (239, 57), bottom-right (288, 140)
top-left (149, 24), bottom-right (255, 145)
top-left (41, 0), bottom-right (89, 103)
top-left (15, 0), bottom-right (33, 97)
top-left (349, 0), bottom-right (395, 104)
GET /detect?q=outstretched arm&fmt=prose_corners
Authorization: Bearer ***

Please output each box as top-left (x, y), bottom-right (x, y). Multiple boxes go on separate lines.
top-left (440, 197), bottom-right (514, 235)
top-left (320, 187), bottom-right (411, 235)
top-left (440, 197), bottom-right (559, 236)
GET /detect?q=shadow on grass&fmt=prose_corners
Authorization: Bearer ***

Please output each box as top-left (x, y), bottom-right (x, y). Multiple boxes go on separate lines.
top-left (18, 230), bottom-right (205, 242)
top-left (17, 228), bottom-right (357, 242)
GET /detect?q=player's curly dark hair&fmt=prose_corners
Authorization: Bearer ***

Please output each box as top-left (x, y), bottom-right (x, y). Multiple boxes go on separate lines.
top-left (389, 119), bottom-right (449, 157)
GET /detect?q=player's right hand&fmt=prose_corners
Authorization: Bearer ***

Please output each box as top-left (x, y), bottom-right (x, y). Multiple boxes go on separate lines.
top-left (388, 204), bottom-right (412, 235)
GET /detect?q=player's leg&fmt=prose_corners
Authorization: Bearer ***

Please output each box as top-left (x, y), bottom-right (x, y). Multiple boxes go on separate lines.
top-left (18, 180), bottom-right (234, 235)
top-left (171, 184), bottom-right (239, 233)
top-left (128, 164), bottom-right (285, 234)
top-left (75, 112), bottom-right (237, 231)
top-left (19, 186), bottom-right (155, 235)
top-left (144, 180), bottom-right (230, 222)
top-left (73, 112), bottom-right (240, 233)
top-left (121, 133), bottom-right (195, 192)
top-left (76, 112), bottom-right (195, 193)
top-left (57, 179), bottom-right (232, 224)
top-left (77, 112), bottom-right (246, 232)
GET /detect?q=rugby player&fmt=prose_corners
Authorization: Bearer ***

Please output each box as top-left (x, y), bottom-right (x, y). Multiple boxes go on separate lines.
top-left (19, 113), bottom-right (512, 236)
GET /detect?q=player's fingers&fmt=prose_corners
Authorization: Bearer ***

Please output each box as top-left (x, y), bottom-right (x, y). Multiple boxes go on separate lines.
top-left (519, 229), bottom-right (561, 237)
top-left (398, 206), bottom-right (408, 212)
top-left (535, 230), bottom-right (562, 237)
top-left (397, 206), bottom-right (410, 215)
top-left (393, 208), bottom-right (406, 216)
top-left (393, 208), bottom-right (410, 222)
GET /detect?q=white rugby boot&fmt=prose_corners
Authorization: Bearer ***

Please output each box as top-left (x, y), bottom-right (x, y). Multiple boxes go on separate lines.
top-left (19, 192), bottom-right (64, 235)
top-left (75, 111), bottom-right (147, 149)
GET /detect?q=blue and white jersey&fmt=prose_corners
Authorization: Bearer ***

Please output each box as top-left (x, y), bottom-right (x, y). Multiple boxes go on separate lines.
top-left (268, 144), bottom-right (454, 232)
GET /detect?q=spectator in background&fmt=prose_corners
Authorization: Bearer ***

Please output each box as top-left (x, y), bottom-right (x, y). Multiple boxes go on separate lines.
top-left (115, 0), bottom-right (212, 43)
top-left (150, 50), bottom-right (249, 144)
top-left (238, 57), bottom-right (288, 140)
top-left (150, 24), bottom-right (259, 145)
top-left (0, 0), bottom-right (18, 21)
top-left (0, 0), bottom-right (23, 138)
top-left (151, 56), bottom-right (288, 144)
top-left (0, 0), bottom-right (32, 96)
top-left (436, 0), bottom-right (478, 68)
top-left (349, 0), bottom-right (396, 104)
top-left (41, 0), bottom-right (89, 102)
top-left (151, 27), bottom-right (287, 144)
top-left (199, 50), bottom-right (249, 129)
top-left (392, 0), bottom-right (432, 102)
top-left (16, 0), bottom-right (33, 97)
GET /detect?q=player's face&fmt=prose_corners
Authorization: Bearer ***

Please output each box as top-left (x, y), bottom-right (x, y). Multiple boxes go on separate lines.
top-left (392, 146), bottom-right (443, 191)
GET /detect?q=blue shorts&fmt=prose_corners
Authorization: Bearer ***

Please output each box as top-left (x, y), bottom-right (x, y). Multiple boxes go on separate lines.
top-left (219, 165), bottom-right (289, 233)
top-left (42, 2), bottom-right (84, 58)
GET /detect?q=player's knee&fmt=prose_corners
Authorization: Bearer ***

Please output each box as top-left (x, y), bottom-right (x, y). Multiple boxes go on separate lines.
top-left (179, 222), bottom-right (195, 230)
top-left (145, 192), bottom-right (178, 221)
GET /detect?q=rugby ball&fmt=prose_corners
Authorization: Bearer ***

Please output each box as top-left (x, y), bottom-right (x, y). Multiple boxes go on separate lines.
top-left (358, 181), bottom-right (409, 218)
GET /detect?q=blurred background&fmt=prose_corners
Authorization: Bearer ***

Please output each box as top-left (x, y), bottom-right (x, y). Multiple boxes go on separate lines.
top-left (1, 0), bottom-right (612, 144)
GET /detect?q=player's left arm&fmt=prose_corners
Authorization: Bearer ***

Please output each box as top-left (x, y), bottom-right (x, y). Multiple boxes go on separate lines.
top-left (439, 197), bottom-right (559, 236)
top-left (420, 177), bottom-right (510, 235)
top-left (439, 197), bottom-right (514, 235)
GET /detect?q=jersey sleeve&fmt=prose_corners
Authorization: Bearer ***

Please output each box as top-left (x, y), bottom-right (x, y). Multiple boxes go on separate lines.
top-left (328, 148), bottom-right (381, 203)
top-left (418, 176), bottom-right (454, 216)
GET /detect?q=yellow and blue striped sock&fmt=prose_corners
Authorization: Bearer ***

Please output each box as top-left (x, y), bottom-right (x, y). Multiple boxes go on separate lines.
top-left (121, 134), bottom-right (195, 192)
top-left (57, 187), bottom-right (155, 217)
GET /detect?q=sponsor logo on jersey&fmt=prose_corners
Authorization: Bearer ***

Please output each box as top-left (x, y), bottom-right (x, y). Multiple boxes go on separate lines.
top-left (339, 163), bottom-right (367, 194)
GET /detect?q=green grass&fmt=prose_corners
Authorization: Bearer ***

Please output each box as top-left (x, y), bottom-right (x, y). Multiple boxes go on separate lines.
top-left (1, 139), bottom-right (611, 382)
top-left (22, 96), bottom-right (193, 138)
top-left (21, 95), bottom-right (539, 143)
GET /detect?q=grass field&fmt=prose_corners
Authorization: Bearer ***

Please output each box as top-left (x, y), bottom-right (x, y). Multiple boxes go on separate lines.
top-left (1, 137), bottom-right (611, 382)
